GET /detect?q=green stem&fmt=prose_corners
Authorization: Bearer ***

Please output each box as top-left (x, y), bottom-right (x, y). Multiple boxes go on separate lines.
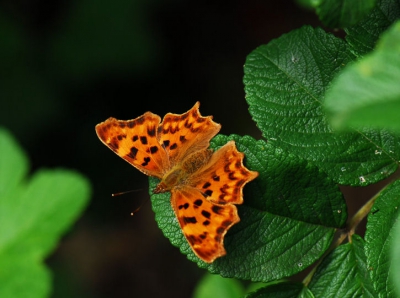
top-left (303, 184), bottom-right (387, 286)
top-left (347, 186), bottom-right (386, 241)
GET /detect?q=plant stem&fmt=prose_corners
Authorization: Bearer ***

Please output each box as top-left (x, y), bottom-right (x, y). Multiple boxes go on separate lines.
top-left (303, 184), bottom-right (387, 286)
top-left (347, 186), bottom-right (386, 240)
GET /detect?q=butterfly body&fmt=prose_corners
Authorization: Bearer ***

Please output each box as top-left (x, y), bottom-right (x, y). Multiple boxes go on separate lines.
top-left (96, 102), bottom-right (258, 263)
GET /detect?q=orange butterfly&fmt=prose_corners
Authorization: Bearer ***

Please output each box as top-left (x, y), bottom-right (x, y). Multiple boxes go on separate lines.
top-left (95, 102), bottom-right (258, 263)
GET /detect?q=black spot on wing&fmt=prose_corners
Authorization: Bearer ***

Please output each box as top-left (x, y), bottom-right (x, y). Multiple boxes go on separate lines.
top-left (127, 147), bottom-right (138, 159)
top-left (201, 210), bottom-right (211, 219)
top-left (147, 126), bottom-right (156, 137)
top-left (183, 216), bottom-right (197, 224)
top-left (162, 140), bottom-right (170, 148)
top-left (202, 182), bottom-right (211, 189)
top-left (150, 146), bottom-right (158, 154)
top-left (212, 175), bottom-right (220, 181)
top-left (194, 199), bottom-right (203, 207)
top-left (140, 136), bottom-right (148, 145)
top-left (204, 190), bottom-right (213, 197)
top-left (178, 203), bottom-right (189, 210)
top-left (212, 205), bottom-right (223, 214)
top-left (170, 143), bottom-right (177, 150)
top-left (228, 172), bottom-right (237, 180)
top-left (141, 157), bottom-right (151, 166)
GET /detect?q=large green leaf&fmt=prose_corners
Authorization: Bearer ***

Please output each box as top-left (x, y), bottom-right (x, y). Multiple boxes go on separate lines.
top-left (244, 25), bottom-right (400, 186)
top-left (151, 134), bottom-right (345, 282)
top-left (308, 235), bottom-right (376, 297)
top-left (325, 21), bottom-right (400, 132)
top-left (316, 0), bottom-right (376, 28)
top-left (0, 128), bottom-right (91, 298)
top-left (365, 180), bottom-right (400, 297)
top-left (345, 0), bottom-right (400, 57)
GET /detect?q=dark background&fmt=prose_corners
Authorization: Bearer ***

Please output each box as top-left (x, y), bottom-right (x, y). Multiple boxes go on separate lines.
top-left (0, 0), bottom-right (366, 297)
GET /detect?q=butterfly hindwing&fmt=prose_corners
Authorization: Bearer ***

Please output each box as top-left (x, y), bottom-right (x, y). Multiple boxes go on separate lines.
top-left (171, 187), bottom-right (240, 263)
top-left (190, 140), bottom-right (259, 205)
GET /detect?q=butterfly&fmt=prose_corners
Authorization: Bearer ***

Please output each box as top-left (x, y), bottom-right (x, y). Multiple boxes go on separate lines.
top-left (95, 102), bottom-right (258, 263)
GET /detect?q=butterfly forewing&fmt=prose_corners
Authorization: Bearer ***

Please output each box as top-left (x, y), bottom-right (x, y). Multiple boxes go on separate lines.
top-left (95, 113), bottom-right (169, 178)
top-left (158, 102), bottom-right (221, 168)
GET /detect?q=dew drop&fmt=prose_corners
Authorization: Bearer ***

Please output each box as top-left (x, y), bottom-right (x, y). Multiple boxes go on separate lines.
top-left (359, 176), bottom-right (366, 183)
top-left (375, 150), bottom-right (382, 155)
top-left (337, 210), bottom-right (342, 214)
top-left (297, 262), bottom-right (303, 267)
top-left (341, 167), bottom-right (346, 172)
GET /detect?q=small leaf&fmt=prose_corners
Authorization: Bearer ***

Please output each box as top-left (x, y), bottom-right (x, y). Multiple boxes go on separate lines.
top-left (245, 282), bottom-right (313, 298)
top-left (244, 25), bottom-right (400, 186)
top-left (0, 128), bottom-right (91, 298)
top-left (316, 0), bottom-right (376, 28)
top-left (365, 180), bottom-right (400, 297)
top-left (192, 273), bottom-right (245, 298)
top-left (345, 0), bottom-right (400, 57)
top-left (325, 21), bottom-right (400, 132)
top-left (308, 235), bottom-right (376, 297)
top-left (151, 134), bottom-right (345, 282)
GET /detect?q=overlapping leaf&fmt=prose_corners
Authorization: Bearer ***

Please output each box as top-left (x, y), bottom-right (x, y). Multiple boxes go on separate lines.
top-left (151, 134), bottom-right (345, 282)
top-left (308, 235), bottom-right (376, 297)
top-left (316, 0), bottom-right (376, 28)
top-left (365, 180), bottom-right (400, 297)
top-left (244, 25), bottom-right (400, 186)
top-left (345, 0), bottom-right (400, 57)
top-left (325, 21), bottom-right (400, 132)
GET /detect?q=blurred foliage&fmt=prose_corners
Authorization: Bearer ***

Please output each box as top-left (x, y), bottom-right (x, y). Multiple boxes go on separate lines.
top-left (0, 129), bottom-right (91, 298)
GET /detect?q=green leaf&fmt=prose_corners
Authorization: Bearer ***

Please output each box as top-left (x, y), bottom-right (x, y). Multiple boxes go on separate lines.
top-left (308, 235), bottom-right (376, 297)
top-left (316, 0), bottom-right (376, 28)
top-left (345, 0), bottom-right (400, 57)
top-left (390, 217), bottom-right (400, 297)
top-left (244, 25), bottom-right (400, 186)
top-left (192, 273), bottom-right (245, 298)
top-left (0, 128), bottom-right (91, 298)
top-left (365, 180), bottom-right (400, 297)
top-left (325, 21), bottom-right (400, 132)
top-left (151, 134), bottom-right (345, 282)
top-left (245, 282), bottom-right (313, 298)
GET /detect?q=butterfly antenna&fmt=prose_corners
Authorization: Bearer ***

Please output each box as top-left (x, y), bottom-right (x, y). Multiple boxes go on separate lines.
top-left (130, 196), bottom-right (150, 216)
top-left (111, 189), bottom-right (142, 197)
